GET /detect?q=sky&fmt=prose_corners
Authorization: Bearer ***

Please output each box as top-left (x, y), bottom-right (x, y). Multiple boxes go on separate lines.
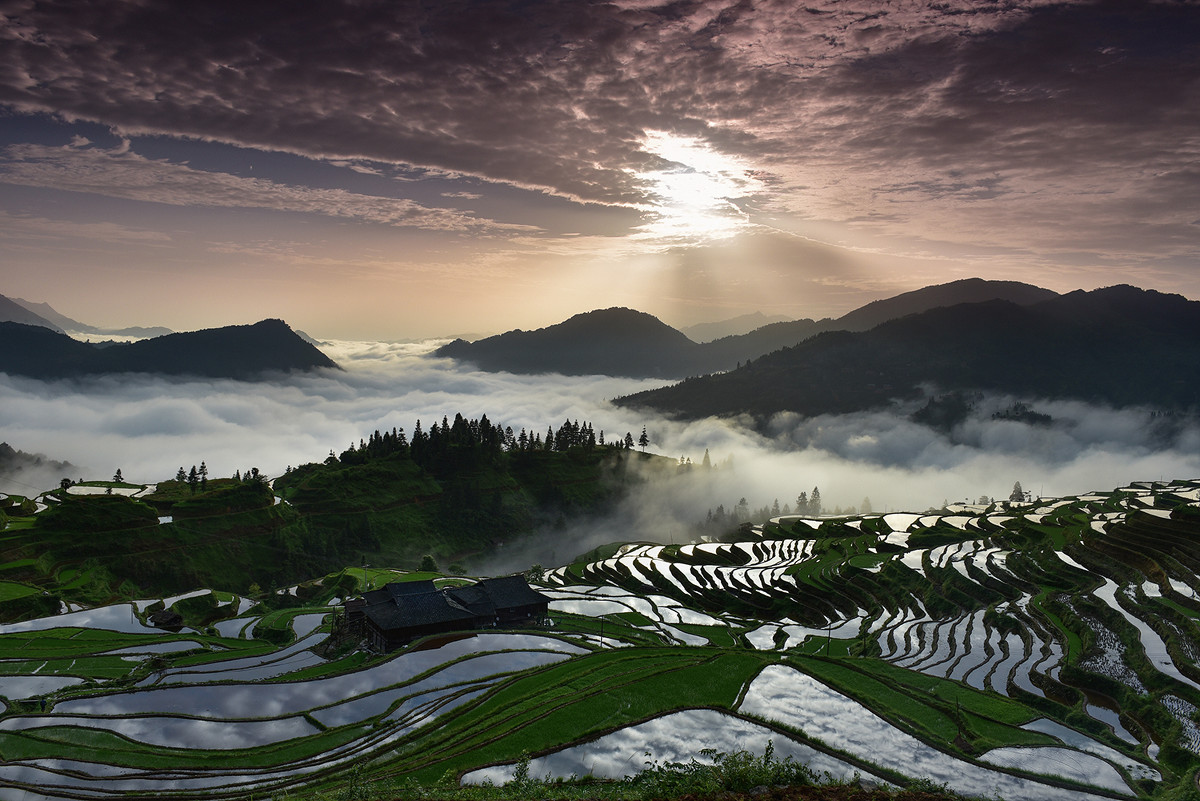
top-left (1, 0), bottom-right (1198, 340)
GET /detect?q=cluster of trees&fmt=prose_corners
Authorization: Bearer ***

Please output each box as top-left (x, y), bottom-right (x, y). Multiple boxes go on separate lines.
top-left (326, 413), bottom-right (642, 476)
top-left (700, 487), bottom-right (828, 536)
top-left (174, 462), bottom-right (209, 493)
top-left (698, 487), bottom-right (880, 536)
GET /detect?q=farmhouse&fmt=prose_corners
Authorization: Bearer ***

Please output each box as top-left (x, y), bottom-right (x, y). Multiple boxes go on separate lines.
top-left (350, 575), bottom-right (550, 652)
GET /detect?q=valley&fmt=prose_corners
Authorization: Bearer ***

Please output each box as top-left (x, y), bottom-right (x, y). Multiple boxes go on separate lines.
top-left (2, 474), bottom-right (1200, 800)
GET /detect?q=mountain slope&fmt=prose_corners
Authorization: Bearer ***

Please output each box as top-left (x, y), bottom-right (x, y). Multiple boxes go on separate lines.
top-left (11, 296), bottom-right (173, 338)
top-left (436, 307), bottom-right (702, 378)
top-left (0, 294), bottom-right (63, 332)
top-left (833, 277), bottom-right (1058, 331)
top-left (681, 312), bottom-right (792, 342)
top-left (436, 280), bottom-right (1058, 379)
top-left (0, 319), bottom-right (339, 379)
top-left (615, 285), bottom-right (1200, 419)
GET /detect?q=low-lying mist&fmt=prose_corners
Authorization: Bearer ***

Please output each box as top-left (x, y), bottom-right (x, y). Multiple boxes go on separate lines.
top-left (2, 339), bottom-right (1197, 570)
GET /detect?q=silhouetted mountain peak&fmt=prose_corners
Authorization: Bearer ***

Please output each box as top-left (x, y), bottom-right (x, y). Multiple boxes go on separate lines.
top-left (0, 294), bottom-right (63, 333)
top-left (616, 284), bottom-right (1200, 420)
top-left (836, 278), bottom-right (1057, 331)
top-left (435, 307), bottom-right (697, 378)
top-left (0, 318), bottom-right (338, 380)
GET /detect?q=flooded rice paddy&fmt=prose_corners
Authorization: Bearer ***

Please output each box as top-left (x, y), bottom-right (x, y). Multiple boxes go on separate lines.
top-left (3, 479), bottom-right (1200, 797)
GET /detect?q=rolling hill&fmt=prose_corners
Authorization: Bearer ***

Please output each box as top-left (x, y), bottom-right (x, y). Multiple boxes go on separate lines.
top-left (436, 307), bottom-right (703, 378)
top-left (615, 285), bottom-right (1200, 420)
top-left (0, 318), bottom-right (339, 380)
top-left (437, 279), bottom-right (1059, 378)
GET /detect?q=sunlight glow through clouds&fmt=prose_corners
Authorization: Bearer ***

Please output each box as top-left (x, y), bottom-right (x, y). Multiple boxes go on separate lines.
top-left (632, 130), bottom-right (765, 244)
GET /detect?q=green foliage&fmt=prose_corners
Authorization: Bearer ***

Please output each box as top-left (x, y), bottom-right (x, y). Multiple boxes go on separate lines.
top-left (35, 494), bottom-right (158, 534)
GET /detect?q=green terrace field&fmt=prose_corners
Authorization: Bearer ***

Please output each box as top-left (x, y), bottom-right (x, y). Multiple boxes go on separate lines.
top-left (2, 479), bottom-right (1200, 800)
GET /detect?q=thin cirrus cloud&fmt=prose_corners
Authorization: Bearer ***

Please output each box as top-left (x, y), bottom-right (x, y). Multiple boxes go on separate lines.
top-left (0, 142), bottom-right (533, 234)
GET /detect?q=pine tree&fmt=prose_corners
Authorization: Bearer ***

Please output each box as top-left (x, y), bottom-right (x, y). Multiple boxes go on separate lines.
top-left (175, 467), bottom-right (186, 483)
top-left (199, 461), bottom-right (208, 491)
top-left (638, 426), bottom-right (649, 452)
top-left (810, 486), bottom-right (822, 516)
top-left (702, 448), bottom-right (711, 469)
top-left (187, 465), bottom-right (199, 494)
top-left (113, 468), bottom-right (123, 483)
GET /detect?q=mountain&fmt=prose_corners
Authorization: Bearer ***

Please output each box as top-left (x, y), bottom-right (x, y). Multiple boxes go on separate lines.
top-left (436, 279), bottom-right (1058, 379)
top-left (0, 443), bottom-right (76, 480)
top-left (435, 307), bottom-right (702, 378)
top-left (0, 294), bottom-right (63, 332)
top-left (10, 296), bottom-right (173, 338)
top-left (0, 319), bottom-right (339, 380)
top-left (696, 278), bottom-right (1058, 371)
top-left (614, 285), bottom-right (1200, 420)
top-left (681, 312), bottom-right (792, 342)
top-left (833, 277), bottom-right (1058, 331)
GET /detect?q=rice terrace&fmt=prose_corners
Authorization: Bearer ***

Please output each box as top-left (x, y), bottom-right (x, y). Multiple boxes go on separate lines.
top-left (4, 470), bottom-right (1200, 800)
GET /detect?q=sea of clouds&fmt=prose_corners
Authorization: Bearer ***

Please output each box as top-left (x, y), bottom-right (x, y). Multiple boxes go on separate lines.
top-left (2, 339), bottom-right (1198, 568)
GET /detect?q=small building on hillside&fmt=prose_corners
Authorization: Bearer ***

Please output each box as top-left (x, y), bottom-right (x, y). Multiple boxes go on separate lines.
top-left (352, 575), bottom-right (550, 652)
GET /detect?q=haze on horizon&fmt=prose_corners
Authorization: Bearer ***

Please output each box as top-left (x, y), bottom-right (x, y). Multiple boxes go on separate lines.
top-left (1, 1), bottom-right (1198, 340)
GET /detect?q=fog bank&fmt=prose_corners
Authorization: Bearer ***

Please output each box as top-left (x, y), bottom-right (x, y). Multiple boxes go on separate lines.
top-left (2, 341), bottom-right (1197, 558)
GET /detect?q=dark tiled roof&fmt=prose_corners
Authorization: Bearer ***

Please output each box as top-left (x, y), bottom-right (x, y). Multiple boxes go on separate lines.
top-left (445, 584), bottom-right (497, 617)
top-left (364, 589), bottom-right (477, 631)
top-left (361, 587), bottom-right (393, 606)
top-left (387, 580), bottom-right (437, 599)
top-left (477, 575), bottom-right (551, 608)
top-left (360, 576), bottom-right (548, 637)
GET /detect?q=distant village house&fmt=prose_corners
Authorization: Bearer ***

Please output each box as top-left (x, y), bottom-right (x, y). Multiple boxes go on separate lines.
top-left (346, 575), bottom-right (550, 652)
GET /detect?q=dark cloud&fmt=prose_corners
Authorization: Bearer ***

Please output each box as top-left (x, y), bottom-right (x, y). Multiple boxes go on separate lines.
top-left (1, 0), bottom-right (1198, 320)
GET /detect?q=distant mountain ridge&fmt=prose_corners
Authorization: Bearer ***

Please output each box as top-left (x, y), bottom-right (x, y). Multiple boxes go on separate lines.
top-left (437, 278), bottom-right (1060, 378)
top-left (681, 312), bottom-right (792, 342)
top-left (8, 296), bottom-right (172, 339)
top-left (436, 307), bottom-right (699, 378)
top-left (0, 295), bottom-right (63, 333)
top-left (0, 319), bottom-right (339, 380)
top-left (614, 285), bottom-right (1200, 420)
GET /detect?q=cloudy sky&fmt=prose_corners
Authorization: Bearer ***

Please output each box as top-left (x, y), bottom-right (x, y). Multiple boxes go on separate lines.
top-left (1, 0), bottom-right (1198, 339)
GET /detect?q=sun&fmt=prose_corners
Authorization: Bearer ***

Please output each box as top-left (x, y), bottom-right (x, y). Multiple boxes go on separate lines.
top-left (631, 130), bottom-right (765, 244)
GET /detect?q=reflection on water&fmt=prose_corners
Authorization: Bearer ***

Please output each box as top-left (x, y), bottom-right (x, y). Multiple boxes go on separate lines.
top-left (739, 665), bottom-right (1114, 801)
top-left (0, 675), bottom-right (85, 698)
top-left (57, 634), bottom-right (586, 719)
top-left (0, 604), bottom-right (166, 635)
top-left (462, 708), bottom-right (878, 786)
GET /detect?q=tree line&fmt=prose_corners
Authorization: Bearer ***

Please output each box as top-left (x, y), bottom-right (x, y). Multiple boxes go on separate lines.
top-left (325, 413), bottom-right (641, 475)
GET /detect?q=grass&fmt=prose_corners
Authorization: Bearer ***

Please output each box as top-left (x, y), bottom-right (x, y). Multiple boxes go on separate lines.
top-left (0, 722), bottom-right (371, 772)
top-left (0, 580), bottom-right (38, 601)
top-left (394, 648), bottom-right (769, 782)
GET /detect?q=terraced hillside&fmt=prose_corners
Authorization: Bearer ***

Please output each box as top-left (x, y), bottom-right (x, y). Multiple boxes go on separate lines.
top-left (1, 481), bottom-right (1199, 800)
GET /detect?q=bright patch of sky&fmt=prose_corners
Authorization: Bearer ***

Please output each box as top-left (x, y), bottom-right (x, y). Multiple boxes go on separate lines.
top-left (632, 130), bottom-right (764, 244)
